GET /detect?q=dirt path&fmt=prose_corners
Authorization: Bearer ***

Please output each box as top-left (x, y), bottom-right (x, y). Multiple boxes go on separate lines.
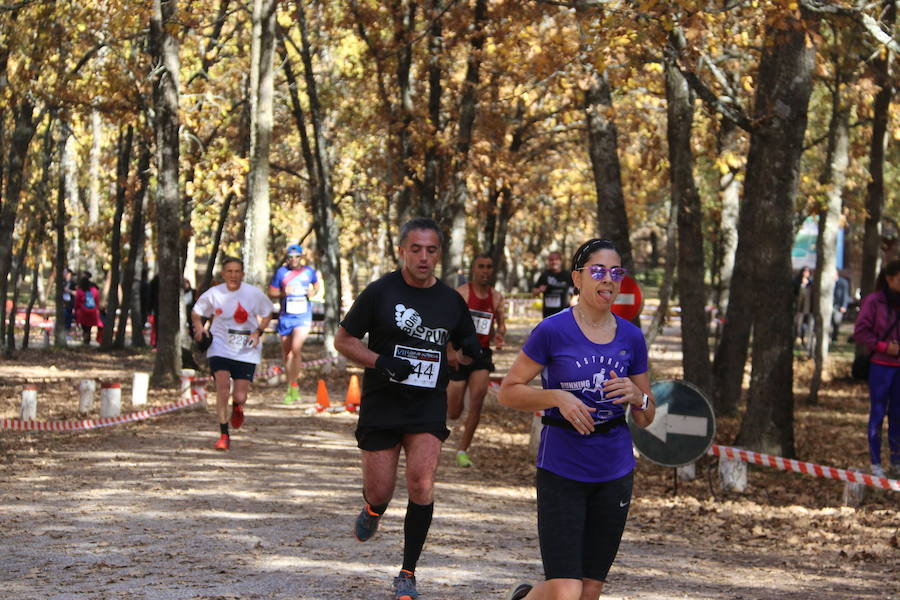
top-left (2, 321), bottom-right (899, 599)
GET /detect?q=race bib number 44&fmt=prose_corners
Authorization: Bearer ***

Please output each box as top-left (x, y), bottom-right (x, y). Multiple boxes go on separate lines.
top-left (392, 345), bottom-right (441, 388)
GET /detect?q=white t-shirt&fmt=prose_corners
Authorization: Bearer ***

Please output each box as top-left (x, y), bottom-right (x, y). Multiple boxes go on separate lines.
top-left (192, 282), bottom-right (272, 364)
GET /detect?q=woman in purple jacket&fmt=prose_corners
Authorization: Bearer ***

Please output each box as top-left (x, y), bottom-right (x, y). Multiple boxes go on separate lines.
top-left (500, 239), bottom-right (655, 600)
top-left (853, 259), bottom-right (900, 479)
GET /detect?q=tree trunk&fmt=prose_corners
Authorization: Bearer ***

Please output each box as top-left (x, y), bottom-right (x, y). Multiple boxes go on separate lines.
top-left (0, 100), bottom-right (35, 349)
top-left (440, 0), bottom-right (486, 282)
top-left (584, 68), bottom-right (634, 272)
top-left (860, 0), bottom-right (895, 297)
top-left (202, 191), bottom-right (235, 293)
top-left (117, 139), bottom-right (151, 348)
top-left (150, 0), bottom-right (183, 387)
top-left (645, 197), bottom-right (677, 348)
top-left (808, 70), bottom-right (850, 403)
top-left (666, 33), bottom-right (712, 394)
top-left (421, 0), bottom-right (443, 216)
top-left (53, 121), bottom-right (70, 347)
top-left (242, 0), bottom-right (277, 286)
top-left (82, 109), bottom-right (102, 274)
top-left (102, 126), bottom-right (133, 348)
top-left (296, 0), bottom-right (341, 354)
top-left (5, 229), bottom-right (31, 355)
top-left (714, 117), bottom-right (742, 339)
top-left (731, 14), bottom-right (817, 457)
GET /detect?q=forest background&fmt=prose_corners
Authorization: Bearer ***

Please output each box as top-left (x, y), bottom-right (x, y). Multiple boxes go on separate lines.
top-left (0, 0), bottom-right (898, 458)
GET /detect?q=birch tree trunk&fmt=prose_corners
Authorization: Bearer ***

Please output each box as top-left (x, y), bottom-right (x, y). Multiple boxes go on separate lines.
top-left (242, 0), bottom-right (277, 286)
top-left (808, 72), bottom-right (849, 403)
top-left (150, 0), bottom-right (183, 386)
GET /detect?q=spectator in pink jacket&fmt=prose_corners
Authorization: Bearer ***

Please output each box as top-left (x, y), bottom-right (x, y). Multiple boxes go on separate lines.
top-left (74, 273), bottom-right (102, 346)
top-left (853, 259), bottom-right (900, 479)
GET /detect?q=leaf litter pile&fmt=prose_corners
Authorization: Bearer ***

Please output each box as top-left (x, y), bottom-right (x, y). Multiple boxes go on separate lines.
top-left (0, 322), bottom-right (897, 599)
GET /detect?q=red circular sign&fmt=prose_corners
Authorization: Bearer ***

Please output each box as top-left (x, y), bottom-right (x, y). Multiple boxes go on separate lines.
top-left (611, 275), bottom-right (643, 321)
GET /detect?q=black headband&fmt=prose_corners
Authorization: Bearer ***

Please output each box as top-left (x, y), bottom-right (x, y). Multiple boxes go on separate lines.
top-left (571, 238), bottom-right (616, 272)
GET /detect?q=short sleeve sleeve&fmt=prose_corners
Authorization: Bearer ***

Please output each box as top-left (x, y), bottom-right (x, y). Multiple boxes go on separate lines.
top-left (193, 291), bottom-right (213, 317)
top-left (340, 282), bottom-right (376, 338)
top-left (269, 267), bottom-right (283, 290)
top-left (521, 321), bottom-right (551, 366)
top-left (449, 291), bottom-right (477, 347)
top-left (629, 328), bottom-right (649, 375)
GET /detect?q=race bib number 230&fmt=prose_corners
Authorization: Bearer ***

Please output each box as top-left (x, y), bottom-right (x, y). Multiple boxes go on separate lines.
top-left (392, 345), bottom-right (441, 388)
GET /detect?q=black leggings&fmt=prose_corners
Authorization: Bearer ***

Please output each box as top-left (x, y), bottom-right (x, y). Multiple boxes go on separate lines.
top-left (536, 467), bottom-right (633, 581)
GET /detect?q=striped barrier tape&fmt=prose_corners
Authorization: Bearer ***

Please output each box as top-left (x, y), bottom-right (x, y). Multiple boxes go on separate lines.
top-left (0, 394), bottom-right (202, 432)
top-left (709, 444), bottom-right (900, 492)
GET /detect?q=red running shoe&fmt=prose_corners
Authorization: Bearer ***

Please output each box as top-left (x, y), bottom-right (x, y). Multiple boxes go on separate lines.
top-left (230, 403), bottom-right (244, 429)
top-left (214, 433), bottom-right (230, 451)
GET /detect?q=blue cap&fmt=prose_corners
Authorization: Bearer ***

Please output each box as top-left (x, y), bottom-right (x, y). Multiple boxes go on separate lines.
top-left (286, 244), bottom-right (303, 255)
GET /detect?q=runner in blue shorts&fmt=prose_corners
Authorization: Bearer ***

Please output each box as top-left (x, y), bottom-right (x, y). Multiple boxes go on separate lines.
top-left (269, 244), bottom-right (320, 404)
top-left (500, 239), bottom-right (656, 600)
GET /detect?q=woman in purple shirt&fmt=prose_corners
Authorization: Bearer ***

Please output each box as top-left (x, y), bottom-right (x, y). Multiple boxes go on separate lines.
top-left (853, 259), bottom-right (900, 479)
top-left (500, 239), bottom-right (655, 600)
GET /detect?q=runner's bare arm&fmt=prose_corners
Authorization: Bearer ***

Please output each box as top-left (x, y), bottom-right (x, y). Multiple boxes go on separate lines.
top-left (334, 326), bottom-right (378, 369)
top-left (268, 285), bottom-right (281, 299)
top-left (191, 310), bottom-right (206, 342)
top-left (499, 351), bottom-right (597, 435)
top-left (250, 313), bottom-right (274, 348)
top-left (493, 291), bottom-right (506, 349)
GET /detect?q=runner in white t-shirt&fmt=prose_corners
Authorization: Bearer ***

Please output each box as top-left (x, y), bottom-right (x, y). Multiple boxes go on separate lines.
top-left (191, 258), bottom-right (273, 451)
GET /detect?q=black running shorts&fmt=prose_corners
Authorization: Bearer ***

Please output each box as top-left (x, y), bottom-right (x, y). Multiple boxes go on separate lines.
top-left (448, 347), bottom-right (495, 381)
top-left (535, 467), bottom-right (633, 582)
top-left (208, 356), bottom-right (257, 381)
top-left (355, 423), bottom-right (451, 451)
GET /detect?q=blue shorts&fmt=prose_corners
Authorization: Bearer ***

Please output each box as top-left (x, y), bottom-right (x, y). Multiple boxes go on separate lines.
top-left (208, 356), bottom-right (257, 381)
top-left (277, 313), bottom-right (312, 336)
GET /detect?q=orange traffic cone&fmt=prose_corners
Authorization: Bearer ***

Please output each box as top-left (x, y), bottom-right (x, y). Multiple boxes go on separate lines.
top-left (315, 379), bottom-right (330, 412)
top-left (345, 375), bottom-right (361, 412)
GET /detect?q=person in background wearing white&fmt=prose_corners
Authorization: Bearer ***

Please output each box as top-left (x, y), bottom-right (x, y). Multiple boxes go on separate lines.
top-left (192, 257), bottom-right (273, 451)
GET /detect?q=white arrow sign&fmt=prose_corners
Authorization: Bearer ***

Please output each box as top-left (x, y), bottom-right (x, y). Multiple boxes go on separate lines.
top-left (644, 402), bottom-right (708, 443)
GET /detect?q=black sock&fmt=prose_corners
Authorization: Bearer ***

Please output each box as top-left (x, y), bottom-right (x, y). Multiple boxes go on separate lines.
top-left (220, 423), bottom-right (229, 435)
top-left (368, 501), bottom-right (389, 515)
top-left (401, 501), bottom-right (433, 574)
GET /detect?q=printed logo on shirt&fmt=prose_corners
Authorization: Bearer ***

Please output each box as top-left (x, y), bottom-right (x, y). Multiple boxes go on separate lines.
top-left (394, 304), bottom-right (449, 345)
top-left (559, 354), bottom-right (629, 422)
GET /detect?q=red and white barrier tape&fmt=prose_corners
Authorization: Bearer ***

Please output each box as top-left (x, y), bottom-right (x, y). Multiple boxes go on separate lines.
top-left (0, 395), bottom-right (202, 432)
top-left (709, 444), bottom-right (900, 492)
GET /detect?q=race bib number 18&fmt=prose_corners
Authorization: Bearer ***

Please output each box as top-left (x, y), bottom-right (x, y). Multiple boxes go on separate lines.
top-left (392, 345), bottom-right (441, 388)
top-left (470, 309), bottom-right (493, 335)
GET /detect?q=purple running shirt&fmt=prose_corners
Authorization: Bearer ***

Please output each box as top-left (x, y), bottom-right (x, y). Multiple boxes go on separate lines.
top-left (522, 308), bottom-right (648, 482)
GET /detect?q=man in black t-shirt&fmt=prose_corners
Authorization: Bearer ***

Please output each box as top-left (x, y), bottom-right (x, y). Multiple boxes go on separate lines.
top-left (532, 251), bottom-right (574, 318)
top-left (335, 217), bottom-right (480, 600)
